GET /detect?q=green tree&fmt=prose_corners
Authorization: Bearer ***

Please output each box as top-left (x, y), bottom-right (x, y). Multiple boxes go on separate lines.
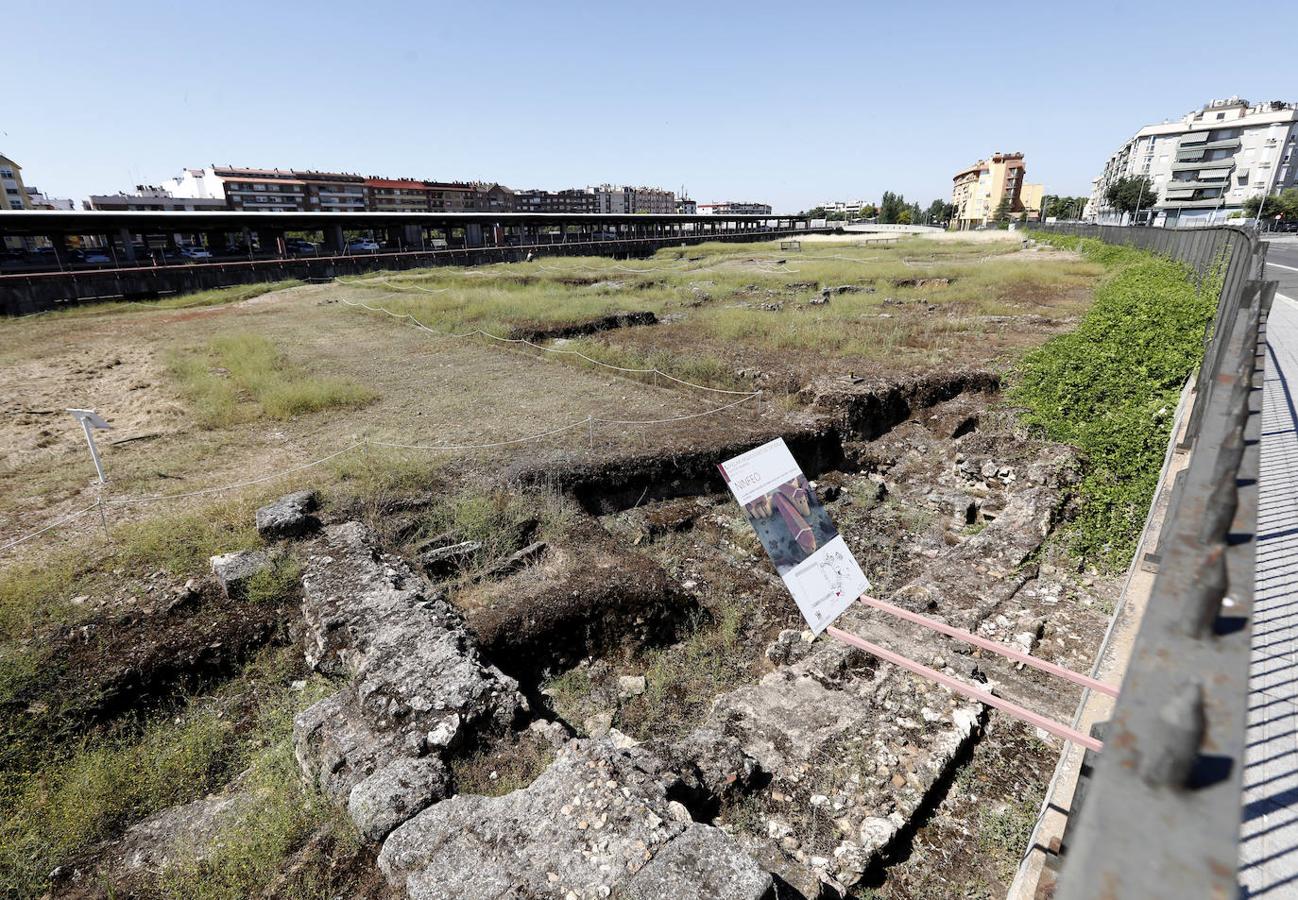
top-left (1244, 188), bottom-right (1298, 221)
top-left (860, 203), bottom-right (879, 219)
top-left (1104, 176), bottom-right (1156, 216)
top-left (898, 208), bottom-right (913, 225)
top-left (1042, 195), bottom-right (1088, 219)
top-left (879, 191), bottom-right (907, 224)
top-left (924, 199), bottom-right (950, 225)
top-left (992, 196), bottom-right (1012, 225)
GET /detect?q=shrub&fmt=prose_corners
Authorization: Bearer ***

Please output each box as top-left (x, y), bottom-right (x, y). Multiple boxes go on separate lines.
top-left (1010, 233), bottom-right (1219, 565)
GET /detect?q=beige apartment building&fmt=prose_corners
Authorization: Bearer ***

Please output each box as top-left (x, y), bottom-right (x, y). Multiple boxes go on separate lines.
top-left (951, 152), bottom-right (1043, 228)
top-left (1, 153), bottom-right (31, 211)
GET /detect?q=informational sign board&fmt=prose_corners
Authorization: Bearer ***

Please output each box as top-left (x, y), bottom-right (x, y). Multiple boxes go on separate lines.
top-left (719, 438), bottom-right (869, 634)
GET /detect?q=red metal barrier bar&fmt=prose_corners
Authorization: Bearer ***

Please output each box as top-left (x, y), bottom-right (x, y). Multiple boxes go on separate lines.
top-left (855, 595), bottom-right (1119, 698)
top-left (826, 625), bottom-right (1104, 752)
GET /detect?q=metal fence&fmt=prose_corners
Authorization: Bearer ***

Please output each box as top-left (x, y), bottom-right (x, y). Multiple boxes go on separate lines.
top-left (1031, 223), bottom-right (1275, 899)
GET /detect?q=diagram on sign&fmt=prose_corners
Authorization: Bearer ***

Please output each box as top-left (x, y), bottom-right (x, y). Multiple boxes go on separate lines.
top-left (719, 438), bottom-right (869, 633)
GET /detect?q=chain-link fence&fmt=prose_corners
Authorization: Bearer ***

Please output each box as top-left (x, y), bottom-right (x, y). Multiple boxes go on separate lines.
top-left (1031, 223), bottom-right (1275, 899)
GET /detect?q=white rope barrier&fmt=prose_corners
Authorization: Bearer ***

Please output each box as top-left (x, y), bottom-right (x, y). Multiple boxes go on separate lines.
top-left (104, 441), bottom-right (367, 506)
top-left (0, 503), bottom-right (100, 553)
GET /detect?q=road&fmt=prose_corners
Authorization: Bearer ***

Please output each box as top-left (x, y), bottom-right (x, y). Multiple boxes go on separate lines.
top-left (1240, 238), bottom-right (1298, 897)
top-left (1264, 238), bottom-right (1298, 300)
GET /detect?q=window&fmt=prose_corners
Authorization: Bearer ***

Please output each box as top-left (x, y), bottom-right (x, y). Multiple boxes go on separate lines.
top-left (1216, 112), bottom-right (1225, 120)
top-left (9, 201), bottom-right (22, 209)
top-left (0, 168), bottom-right (12, 178)
top-left (5, 188), bottom-right (17, 195)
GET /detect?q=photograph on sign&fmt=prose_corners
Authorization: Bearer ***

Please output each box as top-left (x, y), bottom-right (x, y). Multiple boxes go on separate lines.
top-left (719, 438), bottom-right (869, 634)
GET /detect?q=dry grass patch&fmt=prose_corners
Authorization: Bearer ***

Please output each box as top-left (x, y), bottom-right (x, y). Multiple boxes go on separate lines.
top-left (169, 332), bottom-right (376, 428)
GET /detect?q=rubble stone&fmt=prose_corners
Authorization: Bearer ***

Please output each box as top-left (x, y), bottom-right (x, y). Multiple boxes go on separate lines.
top-left (255, 489), bottom-right (319, 540)
top-left (378, 739), bottom-right (771, 900)
top-left (348, 757), bottom-right (449, 841)
top-left (209, 550), bottom-right (270, 600)
top-left (293, 522), bottom-right (526, 834)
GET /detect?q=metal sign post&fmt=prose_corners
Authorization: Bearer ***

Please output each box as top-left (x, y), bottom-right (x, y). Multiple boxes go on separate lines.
top-left (66, 408), bottom-right (111, 483)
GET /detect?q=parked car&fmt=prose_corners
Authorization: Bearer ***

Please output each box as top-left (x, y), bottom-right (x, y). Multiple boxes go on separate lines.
top-left (285, 238), bottom-right (317, 254)
top-left (178, 245), bottom-right (212, 260)
top-left (80, 249), bottom-right (112, 264)
top-left (347, 238), bottom-right (380, 252)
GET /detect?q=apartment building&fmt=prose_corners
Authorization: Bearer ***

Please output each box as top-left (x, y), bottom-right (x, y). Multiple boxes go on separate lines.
top-left (86, 185), bottom-right (227, 211)
top-left (676, 197), bottom-right (697, 215)
top-left (588, 185), bottom-right (677, 214)
top-left (591, 184), bottom-right (631, 214)
top-left (299, 170), bottom-right (367, 211)
top-left (365, 178), bottom-right (435, 212)
top-left (515, 188), bottom-right (600, 213)
top-left (822, 199), bottom-right (873, 216)
top-left (165, 166), bottom-right (366, 211)
top-left (1, 153), bottom-right (31, 211)
top-left (697, 201), bottom-right (773, 215)
top-left (473, 183), bottom-right (515, 212)
top-left (24, 186), bottom-right (74, 210)
top-left (422, 182), bottom-right (479, 211)
top-left (1084, 98), bottom-right (1298, 226)
top-left (950, 152), bottom-right (1042, 229)
top-left (631, 186), bottom-right (676, 214)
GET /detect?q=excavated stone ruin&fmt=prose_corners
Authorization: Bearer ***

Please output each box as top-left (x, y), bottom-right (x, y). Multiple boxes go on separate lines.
top-left (106, 371), bottom-right (1117, 898)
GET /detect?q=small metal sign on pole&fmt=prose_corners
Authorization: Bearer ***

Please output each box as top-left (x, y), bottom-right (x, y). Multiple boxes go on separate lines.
top-left (66, 409), bottom-right (111, 483)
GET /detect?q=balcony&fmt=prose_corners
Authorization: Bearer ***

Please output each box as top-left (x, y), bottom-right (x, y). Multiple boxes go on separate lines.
top-left (1171, 160), bottom-right (1235, 174)
top-left (1166, 179), bottom-right (1230, 191)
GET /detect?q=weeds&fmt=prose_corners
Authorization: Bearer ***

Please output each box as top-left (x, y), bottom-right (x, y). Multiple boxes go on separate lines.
top-left (0, 647), bottom-right (343, 899)
top-left (449, 734), bottom-right (555, 798)
top-left (1010, 233), bottom-right (1218, 566)
top-left (338, 237), bottom-right (1099, 390)
top-left (243, 553), bottom-right (303, 605)
top-left (169, 333), bottom-right (375, 428)
top-left (616, 595), bottom-right (749, 740)
top-left (153, 669), bottom-right (354, 900)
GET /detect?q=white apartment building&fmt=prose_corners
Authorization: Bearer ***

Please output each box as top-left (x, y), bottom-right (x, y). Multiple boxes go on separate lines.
top-left (822, 200), bottom-right (871, 216)
top-left (589, 184), bottom-right (630, 214)
top-left (1085, 98), bottom-right (1298, 226)
top-left (697, 201), bottom-right (773, 215)
top-left (164, 166), bottom-right (368, 212)
top-left (86, 186), bottom-right (226, 211)
top-left (24, 187), bottom-right (74, 210)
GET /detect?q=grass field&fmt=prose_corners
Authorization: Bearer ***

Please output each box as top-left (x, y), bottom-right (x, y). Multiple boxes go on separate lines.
top-left (337, 236), bottom-right (1101, 389)
top-left (0, 232), bottom-right (1107, 897)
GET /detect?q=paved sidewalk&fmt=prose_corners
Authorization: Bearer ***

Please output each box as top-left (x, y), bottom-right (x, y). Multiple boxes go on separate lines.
top-left (1240, 284), bottom-right (1298, 897)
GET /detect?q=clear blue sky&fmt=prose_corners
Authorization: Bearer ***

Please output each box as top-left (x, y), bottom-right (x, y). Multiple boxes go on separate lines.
top-left (2, 0), bottom-right (1294, 212)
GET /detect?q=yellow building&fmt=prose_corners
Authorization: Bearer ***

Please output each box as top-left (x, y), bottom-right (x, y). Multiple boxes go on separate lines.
top-left (1, 153), bottom-right (32, 211)
top-left (950, 151), bottom-right (1043, 229)
top-left (1020, 182), bottom-right (1044, 220)
top-left (1, 153), bottom-right (33, 251)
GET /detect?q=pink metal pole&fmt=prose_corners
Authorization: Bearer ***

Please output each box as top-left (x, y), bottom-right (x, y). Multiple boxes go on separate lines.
top-left (855, 595), bottom-right (1119, 699)
top-left (826, 625), bottom-right (1104, 753)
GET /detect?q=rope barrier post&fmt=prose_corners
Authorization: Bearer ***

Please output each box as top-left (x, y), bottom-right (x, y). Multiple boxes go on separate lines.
top-left (587, 415), bottom-right (595, 450)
